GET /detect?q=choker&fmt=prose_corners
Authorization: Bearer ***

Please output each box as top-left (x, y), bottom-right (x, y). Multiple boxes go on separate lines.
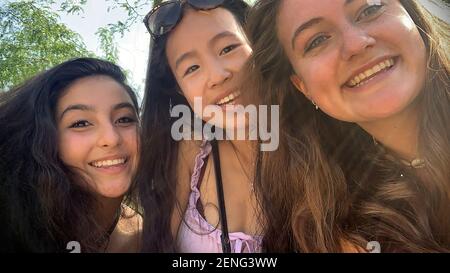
top-left (373, 137), bottom-right (426, 169)
top-left (398, 158), bottom-right (426, 169)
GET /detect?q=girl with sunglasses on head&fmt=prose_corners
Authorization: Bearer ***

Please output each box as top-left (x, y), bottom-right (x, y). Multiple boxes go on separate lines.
top-left (136, 0), bottom-right (266, 253)
top-left (245, 0), bottom-right (449, 252)
top-left (0, 58), bottom-right (142, 252)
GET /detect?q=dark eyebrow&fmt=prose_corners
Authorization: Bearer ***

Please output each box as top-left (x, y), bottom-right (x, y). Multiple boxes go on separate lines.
top-left (113, 102), bottom-right (136, 113)
top-left (175, 51), bottom-right (197, 70)
top-left (174, 31), bottom-right (238, 70)
top-left (59, 104), bottom-right (94, 120)
top-left (210, 31), bottom-right (238, 45)
top-left (290, 0), bottom-right (355, 50)
top-left (291, 17), bottom-right (323, 50)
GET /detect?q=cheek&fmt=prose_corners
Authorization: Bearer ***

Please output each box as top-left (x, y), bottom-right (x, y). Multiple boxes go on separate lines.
top-left (382, 13), bottom-right (427, 84)
top-left (114, 128), bottom-right (139, 182)
top-left (179, 81), bottom-right (205, 108)
top-left (228, 48), bottom-right (252, 77)
top-left (299, 59), bottom-right (337, 96)
top-left (405, 27), bottom-right (427, 74)
top-left (123, 129), bottom-right (139, 155)
top-left (236, 46), bottom-right (252, 68)
top-left (58, 133), bottom-right (92, 167)
top-left (381, 10), bottom-right (426, 55)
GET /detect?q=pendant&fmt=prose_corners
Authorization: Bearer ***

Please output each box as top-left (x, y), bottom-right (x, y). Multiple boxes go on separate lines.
top-left (411, 158), bottom-right (426, 169)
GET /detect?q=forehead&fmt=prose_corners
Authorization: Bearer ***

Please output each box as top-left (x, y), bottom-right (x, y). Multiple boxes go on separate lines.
top-left (57, 76), bottom-right (132, 111)
top-left (166, 7), bottom-right (244, 54)
top-left (277, 0), bottom-right (339, 42)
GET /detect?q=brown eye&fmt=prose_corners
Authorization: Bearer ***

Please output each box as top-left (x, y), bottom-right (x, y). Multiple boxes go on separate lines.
top-left (69, 120), bottom-right (91, 128)
top-left (220, 44), bottom-right (240, 56)
top-left (116, 116), bottom-right (137, 125)
top-left (184, 65), bottom-right (199, 76)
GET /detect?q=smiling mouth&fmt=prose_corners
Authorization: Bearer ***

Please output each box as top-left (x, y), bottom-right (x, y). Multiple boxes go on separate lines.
top-left (345, 57), bottom-right (396, 88)
top-left (216, 91), bottom-right (241, 106)
top-left (88, 157), bottom-right (128, 168)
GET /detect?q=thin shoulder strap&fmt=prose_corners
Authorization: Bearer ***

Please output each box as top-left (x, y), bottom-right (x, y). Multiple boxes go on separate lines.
top-left (210, 137), bottom-right (231, 253)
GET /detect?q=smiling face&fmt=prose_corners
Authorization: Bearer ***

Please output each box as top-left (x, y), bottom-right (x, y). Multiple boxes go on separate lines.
top-left (56, 76), bottom-right (139, 199)
top-left (165, 7), bottom-right (252, 128)
top-left (278, 0), bottom-right (427, 123)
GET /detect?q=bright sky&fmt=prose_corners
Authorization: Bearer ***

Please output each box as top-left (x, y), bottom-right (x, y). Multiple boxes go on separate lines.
top-left (49, 0), bottom-right (448, 98)
top-left (51, 0), bottom-right (153, 99)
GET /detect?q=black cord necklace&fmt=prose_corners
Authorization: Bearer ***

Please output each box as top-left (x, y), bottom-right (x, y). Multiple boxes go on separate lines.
top-left (211, 132), bottom-right (231, 253)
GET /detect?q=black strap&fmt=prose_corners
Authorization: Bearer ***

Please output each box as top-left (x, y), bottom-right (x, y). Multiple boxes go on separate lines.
top-left (210, 137), bottom-right (231, 253)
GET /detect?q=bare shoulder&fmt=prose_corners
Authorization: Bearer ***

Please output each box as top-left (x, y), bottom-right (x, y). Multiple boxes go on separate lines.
top-left (171, 140), bottom-right (202, 238)
top-left (177, 139), bottom-right (202, 170)
top-left (176, 139), bottom-right (204, 190)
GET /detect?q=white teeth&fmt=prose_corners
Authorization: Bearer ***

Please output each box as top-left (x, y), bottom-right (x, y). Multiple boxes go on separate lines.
top-left (91, 158), bottom-right (126, 168)
top-left (216, 91), bottom-right (241, 106)
top-left (358, 73), bottom-right (366, 81)
top-left (347, 58), bottom-right (395, 87)
top-left (373, 64), bottom-right (382, 73)
top-left (364, 68), bottom-right (374, 78)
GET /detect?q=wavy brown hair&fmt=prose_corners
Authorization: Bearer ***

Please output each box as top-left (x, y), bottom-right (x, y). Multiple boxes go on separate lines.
top-left (245, 0), bottom-right (450, 252)
top-left (0, 58), bottom-right (139, 252)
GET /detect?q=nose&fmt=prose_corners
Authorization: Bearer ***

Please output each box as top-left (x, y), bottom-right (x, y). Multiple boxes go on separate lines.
top-left (207, 58), bottom-right (232, 89)
top-left (340, 23), bottom-right (376, 61)
top-left (97, 123), bottom-right (122, 148)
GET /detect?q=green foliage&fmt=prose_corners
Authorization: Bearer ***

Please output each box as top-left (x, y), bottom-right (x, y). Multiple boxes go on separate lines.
top-left (93, 0), bottom-right (153, 46)
top-left (59, 0), bottom-right (88, 15)
top-left (0, 0), bottom-right (94, 91)
top-left (96, 26), bottom-right (119, 63)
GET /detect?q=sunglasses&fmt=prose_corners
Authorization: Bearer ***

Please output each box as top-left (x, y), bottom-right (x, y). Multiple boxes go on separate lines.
top-left (143, 0), bottom-right (225, 39)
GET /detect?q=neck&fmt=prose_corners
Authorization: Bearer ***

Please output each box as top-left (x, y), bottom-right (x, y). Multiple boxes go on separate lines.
top-left (95, 195), bottom-right (123, 232)
top-left (358, 103), bottom-right (420, 161)
top-left (229, 138), bottom-right (257, 166)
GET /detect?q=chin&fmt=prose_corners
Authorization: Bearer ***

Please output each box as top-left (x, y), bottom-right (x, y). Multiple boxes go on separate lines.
top-left (98, 185), bottom-right (130, 199)
top-left (355, 92), bottom-right (419, 122)
top-left (355, 105), bottom-right (411, 123)
top-left (99, 192), bottom-right (127, 199)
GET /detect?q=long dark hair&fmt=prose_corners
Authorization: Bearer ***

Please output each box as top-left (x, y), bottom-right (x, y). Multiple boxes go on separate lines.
top-left (137, 0), bottom-right (250, 252)
top-left (0, 57), bottom-right (139, 252)
top-left (246, 0), bottom-right (449, 252)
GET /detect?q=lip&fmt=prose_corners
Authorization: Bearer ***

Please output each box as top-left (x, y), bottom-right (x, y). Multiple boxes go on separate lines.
top-left (342, 57), bottom-right (399, 93)
top-left (343, 55), bottom-right (398, 86)
top-left (89, 159), bottom-right (129, 175)
top-left (218, 101), bottom-right (239, 111)
top-left (89, 155), bottom-right (128, 164)
top-left (88, 155), bottom-right (130, 174)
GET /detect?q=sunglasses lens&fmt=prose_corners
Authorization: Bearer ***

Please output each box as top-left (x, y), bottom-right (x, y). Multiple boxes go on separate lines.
top-left (147, 2), bottom-right (182, 36)
top-left (188, 0), bottom-right (224, 10)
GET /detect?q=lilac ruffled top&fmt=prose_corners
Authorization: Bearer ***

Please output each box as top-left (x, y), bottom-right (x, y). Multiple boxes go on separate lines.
top-left (176, 141), bottom-right (262, 253)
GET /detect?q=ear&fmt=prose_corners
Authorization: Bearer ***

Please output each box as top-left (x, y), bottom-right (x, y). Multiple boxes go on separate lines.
top-left (290, 74), bottom-right (308, 97)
